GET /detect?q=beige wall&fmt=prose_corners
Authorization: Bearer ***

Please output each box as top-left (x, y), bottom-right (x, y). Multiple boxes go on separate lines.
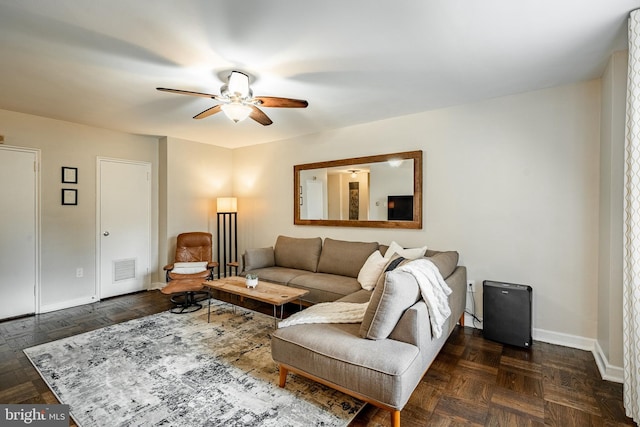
top-left (157, 136), bottom-right (233, 283)
top-left (598, 50), bottom-right (627, 374)
top-left (233, 80), bottom-right (601, 340)
top-left (0, 109), bottom-right (159, 312)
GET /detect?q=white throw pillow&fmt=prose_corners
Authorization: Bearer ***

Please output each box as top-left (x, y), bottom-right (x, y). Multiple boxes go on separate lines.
top-left (384, 241), bottom-right (427, 260)
top-left (172, 261), bottom-right (208, 274)
top-left (357, 250), bottom-right (388, 291)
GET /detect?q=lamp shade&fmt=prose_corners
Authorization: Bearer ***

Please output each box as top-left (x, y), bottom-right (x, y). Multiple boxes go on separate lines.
top-left (217, 197), bottom-right (237, 213)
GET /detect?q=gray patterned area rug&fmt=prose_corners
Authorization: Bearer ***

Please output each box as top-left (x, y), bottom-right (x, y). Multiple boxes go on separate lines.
top-left (24, 301), bottom-right (364, 427)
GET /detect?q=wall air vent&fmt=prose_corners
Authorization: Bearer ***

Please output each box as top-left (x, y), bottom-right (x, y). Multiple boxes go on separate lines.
top-left (113, 258), bottom-right (136, 282)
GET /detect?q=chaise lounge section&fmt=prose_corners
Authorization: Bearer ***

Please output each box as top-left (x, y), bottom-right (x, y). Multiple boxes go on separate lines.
top-left (242, 235), bottom-right (466, 427)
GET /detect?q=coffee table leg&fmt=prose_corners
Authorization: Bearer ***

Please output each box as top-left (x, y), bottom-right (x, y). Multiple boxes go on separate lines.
top-left (273, 304), bottom-right (277, 328)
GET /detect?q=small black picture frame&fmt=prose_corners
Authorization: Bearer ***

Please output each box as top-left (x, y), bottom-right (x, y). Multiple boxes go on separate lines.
top-left (62, 167), bottom-right (78, 184)
top-left (62, 189), bottom-right (78, 206)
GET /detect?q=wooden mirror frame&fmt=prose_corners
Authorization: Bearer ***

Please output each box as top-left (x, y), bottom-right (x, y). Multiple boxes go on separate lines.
top-left (294, 150), bottom-right (422, 229)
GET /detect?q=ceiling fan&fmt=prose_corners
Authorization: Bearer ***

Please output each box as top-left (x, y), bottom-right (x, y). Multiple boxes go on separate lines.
top-left (157, 71), bottom-right (308, 126)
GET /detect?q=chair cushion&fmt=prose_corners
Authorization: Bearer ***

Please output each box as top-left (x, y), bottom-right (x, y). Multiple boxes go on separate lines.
top-left (317, 238), bottom-right (378, 278)
top-left (359, 270), bottom-right (421, 340)
top-left (171, 261), bottom-right (208, 274)
top-left (161, 279), bottom-right (205, 295)
top-left (274, 236), bottom-right (322, 272)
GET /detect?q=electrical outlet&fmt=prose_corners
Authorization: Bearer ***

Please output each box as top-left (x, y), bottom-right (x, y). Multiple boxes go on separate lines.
top-left (467, 280), bottom-right (475, 292)
top-left (76, 267), bottom-right (83, 278)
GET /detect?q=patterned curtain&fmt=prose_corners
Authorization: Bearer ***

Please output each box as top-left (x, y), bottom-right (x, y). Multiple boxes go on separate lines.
top-left (624, 9), bottom-right (640, 424)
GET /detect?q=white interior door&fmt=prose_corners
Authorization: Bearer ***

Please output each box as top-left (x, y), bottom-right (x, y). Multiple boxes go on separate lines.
top-left (0, 146), bottom-right (39, 319)
top-left (98, 158), bottom-right (151, 299)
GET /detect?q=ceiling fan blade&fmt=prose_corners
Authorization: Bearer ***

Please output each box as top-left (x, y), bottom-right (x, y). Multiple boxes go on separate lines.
top-left (157, 87), bottom-right (217, 98)
top-left (193, 105), bottom-right (222, 119)
top-left (249, 106), bottom-right (273, 126)
top-left (255, 96), bottom-right (308, 108)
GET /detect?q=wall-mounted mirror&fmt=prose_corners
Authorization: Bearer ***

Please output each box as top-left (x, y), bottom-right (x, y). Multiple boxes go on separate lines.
top-left (294, 150), bottom-right (422, 229)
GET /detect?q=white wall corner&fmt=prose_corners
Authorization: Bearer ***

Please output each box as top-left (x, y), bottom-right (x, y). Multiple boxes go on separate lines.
top-left (593, 340), bottom-right (624, 383)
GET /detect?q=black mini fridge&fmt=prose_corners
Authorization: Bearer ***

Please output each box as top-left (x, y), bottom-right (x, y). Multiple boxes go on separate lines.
top-left (482, 280), bottom-right (532, 348)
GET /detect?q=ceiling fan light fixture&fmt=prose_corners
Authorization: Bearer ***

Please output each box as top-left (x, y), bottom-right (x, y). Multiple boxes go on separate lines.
top-left (221, 103), bottom-right (252, 123)
top-left (157, 69), bottom-right (306, 126)
top-left (227, 71), bottom-right (251, 97)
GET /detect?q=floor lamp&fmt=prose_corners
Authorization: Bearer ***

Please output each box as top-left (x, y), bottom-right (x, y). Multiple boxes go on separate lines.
top-left (216, 197), bottom-right (238, 278)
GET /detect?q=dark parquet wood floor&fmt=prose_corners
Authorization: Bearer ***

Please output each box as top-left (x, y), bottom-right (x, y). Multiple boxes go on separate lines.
top-left (0, 290), bottom-right (636, 426)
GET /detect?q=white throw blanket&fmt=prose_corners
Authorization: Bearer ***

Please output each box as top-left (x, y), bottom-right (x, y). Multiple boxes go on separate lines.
top-left (278, 302), bottom-right (369, 328)
top-left (398, 258), bottom-right (452, 339)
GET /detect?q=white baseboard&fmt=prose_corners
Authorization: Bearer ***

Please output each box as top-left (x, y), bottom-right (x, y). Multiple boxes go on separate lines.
top-left (39, 295), bottom-right (98, 314)
top-left (149, 281), bottom-right (166, 290)
top-left (39, 286), bottom-right (167, 314)
top-left (463, 323), bottom-right (624, 384)
top-left (532, 327), bottom-right (594, 351)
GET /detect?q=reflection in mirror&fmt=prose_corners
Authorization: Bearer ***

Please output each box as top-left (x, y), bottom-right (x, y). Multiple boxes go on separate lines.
top-left (294, 151), bottom-right (422, 229)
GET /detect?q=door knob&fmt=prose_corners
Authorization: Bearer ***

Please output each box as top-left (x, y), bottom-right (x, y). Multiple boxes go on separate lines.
top-left (103, 231), bottom-right (110, 236)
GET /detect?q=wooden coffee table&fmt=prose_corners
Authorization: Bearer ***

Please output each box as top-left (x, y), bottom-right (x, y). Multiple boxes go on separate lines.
top-left (203, 276), bottom-right (309, 327)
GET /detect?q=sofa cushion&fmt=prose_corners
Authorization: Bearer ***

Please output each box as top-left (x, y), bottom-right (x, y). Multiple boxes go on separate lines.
top-left (428, 251), bottom-right (459, 279)
top-left (317, 238), bottom-right (378, 278)
top-left (373, 254), bottom-right (411, 291)
top-left (357, 250), bottom-right (387, 290)
top-left (241, 266), bottom-right (308, 285)
top-left (288, 273), bottom-right (362, 304)
top-left (274, 236), bottom-right (322, 272)
top-left (336, 288), bottom-right (373, 304)
top-left (374, 251), bottom-right (458, 286)
top-left (384, 241), bottom-right (427, 260)
top-left (243, 247), bottom-right (275, 271)
top-left (360, 270), bottom-right (421, 340)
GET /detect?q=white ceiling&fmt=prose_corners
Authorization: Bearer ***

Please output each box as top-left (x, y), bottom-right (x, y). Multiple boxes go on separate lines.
top-left (0, 0), bottom-right (637, 148)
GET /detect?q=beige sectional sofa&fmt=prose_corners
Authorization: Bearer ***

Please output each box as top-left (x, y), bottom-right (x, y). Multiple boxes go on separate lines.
top-left (241, 235), bottom-right (467, 427)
